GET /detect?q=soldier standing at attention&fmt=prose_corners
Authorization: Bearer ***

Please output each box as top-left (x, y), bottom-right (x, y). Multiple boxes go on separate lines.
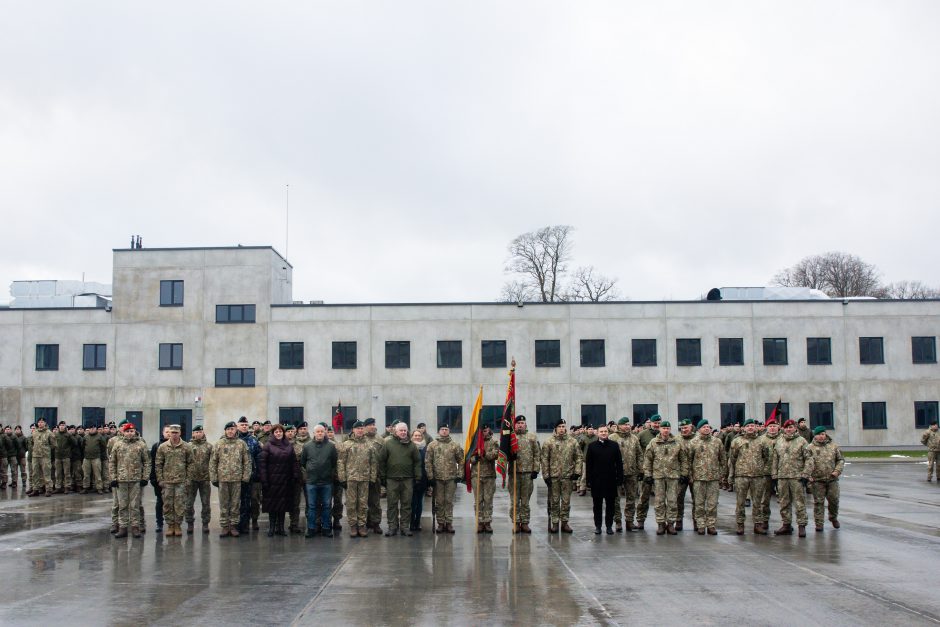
top-left (688, 420), bottom-right (725, 535)
top-left (610, 419), bottom-right (643, 532)
top-left (109, 423), bottom-right (150, 538)
top-left (80, 424), bottom-right (107, 494)
top-left (635, 414), bottom-right (661, 530)
top-left (328, 426), bottom-right (345, 531)
top-left (337, 420), bottom-right (376, 538)
top-left (808, 426), bottom-right (843, 532)
top-left (186, 425), bottom-right (213, 534)
top-left (643, 420), bottom-right (689, 536)
top-left (674, 419), bottom-right (696, 531)
top-left (508, 416), bottom-right (540, 534)
top-left (289, 422), bottom-right (311, 534)
top-left (576, 424), bottom-right (596, 496)
top-left (922, 420), bottom-right (940, 481)
top-left (728, 418), bottom-right (767, 535)
top-left (257, 420), bottom-right (272, 446)
top-left (53, 421), bottom-right (75, 494)
top-left (363, 418), bottom-right (385, 534)
top-left (210, 421), bottom-right (251, 537)
top-left (755, 419), bottom-right (781, 534)
top-left (29, 418), bottom-right (54, 497)
top-left (0, 426), bottom-right (15, 489)
top-left (772, 419), bottom-right (814, 537)
top-left (150, 427), bottom-right (169, 533)
top-left (69, 424), bottom-right (84, 492)
top-left (378, 421), bottom-right (421, 537)
top-left (13, 425), bottom-right (28, 490)
top-left (541, 419), bottom-right (583, 534)
top-left (425, 423), bottom-right (463, 534)
top-left (235, 417), bottom-right (261, 533)
top-left (469, 425), bottom-right (499, 534)
top-left (156, 424), bottom-right (192, 537)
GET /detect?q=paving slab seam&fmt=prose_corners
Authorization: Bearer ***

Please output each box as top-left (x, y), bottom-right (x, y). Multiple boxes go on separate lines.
top-left (290, 548), bottom-right (356, 625)
top-left (536, 537), bottom-right (621, 627)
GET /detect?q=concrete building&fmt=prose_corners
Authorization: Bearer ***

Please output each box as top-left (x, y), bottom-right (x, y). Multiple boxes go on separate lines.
top-left (1, 245), bottom-right (938, 448)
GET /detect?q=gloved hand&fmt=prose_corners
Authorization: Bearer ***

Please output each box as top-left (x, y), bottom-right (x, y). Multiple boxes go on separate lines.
top-left (454, 477), bottom-right (462, 485)
top-left (530, 472), bottom-right (538, 479)
top-left (159, 481), bottom-right (166, 489)
top-left (380, 478), bottom-right (387, 488)
top-left (571, 474), bottom-right (580, 481)
top-left (110, 480), bottom-right (118, 488)
top-left (679, 476), bottom-right (689, 487)
top-left (799, 478), bottom-right (809, 489)
top-left (545, 478), bottom-right (553, 488)
top-left (770, 479), bottom-right (778, 491)
top-left (341, 481), bottom-right (347, 489)
top-left (644, 476), bottom-right (654, 486)
top-left (139, 479), bottom-right (148, 487)
top-left (637, 473), bottom-right (644, 482)
top-left (212, 481), bottom-right (219, 488)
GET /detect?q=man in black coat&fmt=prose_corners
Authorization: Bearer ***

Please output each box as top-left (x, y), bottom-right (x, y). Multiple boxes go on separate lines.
top-left (585, 425), bottom-right (623, 535)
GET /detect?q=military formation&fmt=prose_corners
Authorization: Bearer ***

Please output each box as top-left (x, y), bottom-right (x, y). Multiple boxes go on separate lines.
top-left (4, 413), bottom-right (938, 539)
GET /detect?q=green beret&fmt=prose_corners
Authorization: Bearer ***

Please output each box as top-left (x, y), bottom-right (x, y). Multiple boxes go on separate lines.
top-left (317, 422), bottom-right (328, 429)
top-left (192, 425), bottom-right (203, 432)
top-left (679, 419), bottom-right (691, 427)
top-left (697, 419), bottom-right (709, 430)
top-left (812, 426), bottom-right (827, 435)
top-left (363, 418), bottom-right (376, 426)
top-left (618, 417), bottom-right (630, 425)
top-left (743, 418), bottom-right (756, 426)
top-left (650, 414), bottom-right (661, 422)
top-left (118, 419), bottom-right (129, 428)
top-left (352, 420), bottom-right (365, 429)
top-left (659, 420), bottom-right (671, 428)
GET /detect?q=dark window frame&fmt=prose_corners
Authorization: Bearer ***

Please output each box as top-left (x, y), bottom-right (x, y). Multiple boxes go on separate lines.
top-left (536, 405), bottom-right (562, 433)
top-left (764, 402), bottom-right (790, 423)
top-left (807, 337), bottom-right (832, 365)
top-left (676, 338), bottom-right (702, 367)
top-left (481, 340), bottom-right (507, 368)
top-left (632, 339), bottom-right (657, 367)
top-left (214, 368), bottom-right (256, 388)
top-left (718, 338), bottom-right (744, 366)
top-left (861, 401), bottom-right (887, 430)
top-left (385, 406), bottom-right (411, 429)
top-left (215, 304), bottom-right (257, 324)
top-left (158, 343), bottom-right (183, 370)
top-left (809, 402), bottom-right (835, 430)
top-left (677, 403), bottom-right (703, 425)
top-left (859, 337), bottom-right (884, 365)
top-left (912, 336), bottom-right (937, 364)
top-left (35, 344), bottom-right (59, 371)
top-left (35, 407), bottom-right (58, 423)
top-left (581, 404), bottom-right (606, 427)
top-left (279, 341), bottom-right (305, 370)
top-left (278, 407), bottom-right (305, 424)
top-left (82, 344), bottom-right (107, 371)
top-left (720, 403), bottom-right (746, 427)
top-left (915, 401), bottom-right (938, 429)
top-left (580, 339), bottom-right (606, 368)
top-left (479, 406), bottom-right (503, 432)
top-left (81, 406), bottom-right (106, 428)
top-left (534, 339), bottom-right (561, 368)
top-left (332, 341), bottom-right (357, 369)
top-left (385, 341), bottom-right (411, 369)
top-left (762, 338), bottom-right (788, 366)
top-left (333, 405), bottom-right (358, 432)
top-left (436, 340), bottom-right (462, 368)
top-left (437, 406), bottom-right (463, 433)
top-left (159, 280), bottom-right (184, 307)
top-left (632, 404), bottom-right (659, 428)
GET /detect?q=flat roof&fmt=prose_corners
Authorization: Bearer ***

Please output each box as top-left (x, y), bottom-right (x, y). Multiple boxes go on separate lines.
top-left (272, 298), bottom-right (940, 307)
top-left (113, 245), bottom-right (292, 268)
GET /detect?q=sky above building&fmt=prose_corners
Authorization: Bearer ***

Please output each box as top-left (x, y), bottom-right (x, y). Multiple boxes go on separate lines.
top-left (2, 2), bottom-right (938, 304)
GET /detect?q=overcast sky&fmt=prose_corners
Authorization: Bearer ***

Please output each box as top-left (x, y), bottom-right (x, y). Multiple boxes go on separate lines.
top-left (2, 2), bottom-right (938, 304)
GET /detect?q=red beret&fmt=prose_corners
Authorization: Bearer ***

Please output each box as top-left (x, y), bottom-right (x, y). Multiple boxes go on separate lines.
top-left (121, 423), bottom-right (135, 432)
top-left (782, 419), bottom-right (796, 428)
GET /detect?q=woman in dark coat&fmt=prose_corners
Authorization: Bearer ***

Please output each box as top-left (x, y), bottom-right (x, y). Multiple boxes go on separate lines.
top-left (410, 429), bottom-right (429, 531)
top-left (259, 424), bottom-right (301, 536)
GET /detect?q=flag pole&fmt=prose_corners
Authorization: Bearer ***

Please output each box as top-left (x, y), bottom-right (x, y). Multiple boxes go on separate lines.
top-left (513, 464), bottom-right (517, 533)
top-left (475, 461), bottom-right (480, 532)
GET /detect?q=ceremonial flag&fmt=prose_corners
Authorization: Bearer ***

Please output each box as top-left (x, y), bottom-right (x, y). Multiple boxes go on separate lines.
top-left (497, 362), bottom-right (518, 486)
top-left (333, 402), bottom-right (344, 434)
top-left (768, 398), bottom-right (782, 424)
top-left (463, 386), bottom-right (484, 493)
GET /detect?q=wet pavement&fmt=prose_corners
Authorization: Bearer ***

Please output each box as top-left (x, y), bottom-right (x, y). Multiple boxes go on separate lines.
top-left (0, 462), bottom-right (938, 626)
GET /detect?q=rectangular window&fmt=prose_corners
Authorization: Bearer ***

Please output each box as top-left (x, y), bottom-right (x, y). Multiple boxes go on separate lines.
top-left (82, 344), bottom-right (106, 370)
top-left (332, 341), bottom-right (357, 369)
top-left (437, 406), bottom-right (463, 433)
top-left (158, 343), bottom-right (183, 370)
top-left (35, 407), bottom-right (58, 423)
top-left (278, 407), bottom-right (304, 425)
top-left (677, 403), bottom-right (703, 425)
top-left (809, 402), bottom-right (834, 430)
top-left (676, 338), bottom-right (701, 366)
top-left (214, 368), bottom-right (255, 387)
top-left (279, 342), bottom-right (304, 369)
top-left (859, 337), bottom-right (884, 365)
top-left (385, 341), bottom-right (411, 369)
top-left (632, 404), bottom-right (659, 428)
top-left (333, 405), bottom-right (357, 432)
top-left (581, 404), bottom-right (606, 427)
top-left (720, 403), bottom-right (746, 427)
top-left (912, 336), bottom-right (937, 364)
top-left (436, 341), bottom-right (462, 368)
top-left (915, 401), bottom-right (938, 429)
top-left (81, 407), bottom-right (105, 428)
top-left (765, 402), bottom-right (790, 423)
top-left (807, 337), bottom-right (832, 365)
top-left (762, 338), bottom-right (788, 365)
top-left (481, 340), bottom-right (507, 368)
top-left (35, 344), bottom-right (59, 371)
top-left (861, 401), bottom-right (887, 429)
top-left (536, 405), bottom-right (561, 433)
top-left (718, 338), bottom-right (744, 366)
top-left (215, 304), bottom-right (256, 323)
top-left (580, 339), bottom-right (606, 367)
top-left (159, 280), bottom-right (184, 306)
top-left (479, 406), bottom-right (503, 432)
top-left (534, 340), bottom-right (561, 367)
top-left (385, 406), bottom-right (411, 429)
top-left (632, 339), bottom-right (657, 367)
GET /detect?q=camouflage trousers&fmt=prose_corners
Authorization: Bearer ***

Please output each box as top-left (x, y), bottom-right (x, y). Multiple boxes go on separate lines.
top-left (508, 471), bottom-right (534, 525)
top-left (637, 477), bottom-right (653, 522)
top-left (368, 481), bottom-right (381, 527)
top-left (755, 476), bottom-right (774, 524)
top-left (433, 479), bottom-right (457, 524)
top-left (811, 480), bottom-right (840, 526)
top-left (30, 456), bottom-right (52, 491)
top-left (676, 479), bottom-right (695, 523)
top-left (577, 461), bottom-right (588, 492)
top-left (218, 481), bottom-right (241, 529)
top-left (71, 459), bottom-right (83, 486)
top-left (734, 477), bottom-right (763, 524)
top-left (332, 481), bottom-right (344, 522)
top-left (54, 458), bottom-right (71, 490)
top-left (653, 478), bottom-right (679, 523)
top-left (386, 478), bottom-right (414, 531)
top-left (116, 482), bottom-right (143, 528)
top-left (692, 480), bottom-right (719, 529)
top-left (547, 478), bottom-right (574, 524)
top-left (777, 478), bottom-right (808, 526)
top-left (162, 482), bottom-right (187, 525)
top-left (472, 476), bottom-right (496, 523)
top-left (614, 476), bottom-right (639, 525)
top-left (82, 459), bottom-right (103, 491)
top-left (346, 480), bottom-right (369, 528)
top-left (289, 481), bottom-right (305, 530)
top-left (928, 451), bottom-right (938, 480)
top-left (186, 480), bottom-right (211, 524)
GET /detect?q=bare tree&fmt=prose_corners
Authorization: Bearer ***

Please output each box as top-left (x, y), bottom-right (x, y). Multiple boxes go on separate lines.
top-left (565, 266), bottom-right (622, 302)
top-left (772, 251), bottom-right (882, 297)
top-left (503, 225), bottom-right (573, 302)
top-left (772, 255), bottom-right (827, 290)
top-left (498, 280), bottom-right (536, 303)
top-left (879, 280), bottom-right (940, 299)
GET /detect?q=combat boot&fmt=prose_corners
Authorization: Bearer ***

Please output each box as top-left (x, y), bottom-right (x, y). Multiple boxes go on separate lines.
top-left (656, 523), bottom-right (666, 535)
top-left (131, 526), bottom-right (141, 538)
top-left (697, 528), bottom-right (705, 535)
top-left (520, 523), bottom-right (531, 534)
top-left (775, 523), bottom-right (793, 536)
top-left (798, 525), bottom-right (806, 538)
top-left (477, 523), bottom-right (485, 534)
top-left (483, 522), bottom-right (493, 534)
top-left (707, 527), bottom-right (717, 535)
top-left (333, 518), bottom-right (342, 531)
top-left (754, 524), bottom-right (766, 535)
top-left (202, 523), bottom-right (210, 534)
top-left (26, 489), bottom-right (38, 497)
top-left (636, 521), bottom-right (645, 530)
top-left (372, 524), bottom-right (383, 535)
top-left (357, 527), bottom-right (368, 538)
top-left (675, 521), bottom-right (683, 532)
top-left (615, 523), bottom-right (623, 533)
top-left (110, 523), bottom-right (119, 534)
top-left (625, 521), bottom-right (634, 532)
top-left (436, 522), bottom-right (446, 534)
top-left (401, 529), bottom-right (413, 537)
top-left (548, 522), bottom-right (558, 533)
top-left (219, 527), bottom-right (231, 537)
top-left (561, 522), bottom-right (573, 534)
top-left (446, 523), bottom-right (455, 534)
top-left (229, 528), bottom-right (240, 537)
top-left (385, 527), bottom-right (399, 537)
top-left (115, 527), bottom-right (128, 538)
top-left (165, 525), bottom-right (174, 536)
top-left (830, 518), bottom-right (840, 529)
top-left (816, 524), bottom-right (824, 532)
top-left (666, 523), bottom-right (677, 535)
top-left (45, 488), bottom-right (53, 497)
top-left (736, 524), bottom-right (745, 535)
top-left (350, 526), bottom-right (359, 538)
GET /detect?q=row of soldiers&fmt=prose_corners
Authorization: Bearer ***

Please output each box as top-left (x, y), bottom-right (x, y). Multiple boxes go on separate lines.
top-left (11, 420), bottom-right (114, 495)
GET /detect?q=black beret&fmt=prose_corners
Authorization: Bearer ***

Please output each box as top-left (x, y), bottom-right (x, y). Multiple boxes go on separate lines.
top-left (237, 417), bottom-right (249, 424)
top-left (192, 425), bottom-right (203, 432)
top-left (263, 420), bottom-right (271, 426)
top-left (514, 415), bottom-right (527, 423)
top-left (251, 420), bottom-right (261, 426)
top-left (224, 421), bottom-right (237, 429)
top-left (298, 421), bottom-right (308, 428)
top-left (363, 418), bottom-right (376, 426)
top-left (352, 420), bottom-right (365, 429)
top-left (555, 418), bottom-right (567, 429)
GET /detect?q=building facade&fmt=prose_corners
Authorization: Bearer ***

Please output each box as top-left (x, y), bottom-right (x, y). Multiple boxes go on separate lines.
top-left (0, 246), bottom-right (937, 448)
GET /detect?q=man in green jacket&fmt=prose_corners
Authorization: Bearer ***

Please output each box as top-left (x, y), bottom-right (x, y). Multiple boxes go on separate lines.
top-left (300, 424), bottom-right (338, 537)
top-left (378, 422), bottom-right (421, 537)
top-left (81, 424), bottom-right (107, 493)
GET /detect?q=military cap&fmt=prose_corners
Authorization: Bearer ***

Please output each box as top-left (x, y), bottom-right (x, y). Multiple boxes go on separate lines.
top-left (618, 417), bottom-right (630, 425)
top-left (679, 419), bottom-right (691, 427)
top-left (352, 420), bottom-right (365, 429)
top-left (765, 418), bottom-right (778, 426)
top-left (743, 418), bottom-right (757, 427)
top-left (120, 423), bottom-right (135, 432)
top-left (224, 421), bottom-right (237, 429)
top-left (118, 419), bottom-right (129, 427)
top-left (263, 420), bottom-right (271, 426)
top-left (317, 422), bottom-right (328, 429)
top-left (58, 421), bottom-right (67, 426)
top-left (697, 419), bottom-right (710, 430)
top-left (389, 419), bottom-right (399, 427)
top-left (237, 417), bottom-right (249, 424)
top-left (363, 418), bottom-right (376, 426)
top-left (285, 424), bottom-right (296, 431)
top-left (659, 420), bottom-right (671, 428)
top-left (650, 414), bottom-right (662, 422)
top-left (797, 417), bottom-right (807, 423)
top-left (251, 420), bottom-right (261, 426)
top-left (783, 419), bottom-right (796, 428)
top-left (931, 419), bottom-right (939, 426)
top-left (297, 421), bottom-right (308, 428)
top-left (554, 418), bottom-right (567, 429)
top-left (192, 425), bottom-right (204, 432)
top-left (167, 424), bottom-right (181, 433)
top-left (417, 422), bottom-right (427, 429)
top-left (812, 426), bottom-right (827, 435)
top-left (514, 415), bottom-right (527, 423)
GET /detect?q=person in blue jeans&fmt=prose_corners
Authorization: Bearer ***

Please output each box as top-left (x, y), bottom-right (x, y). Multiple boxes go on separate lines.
top-left (410, 429), bottom-right (429, 531)
top-left (299, 424), bottom-right (338, 537)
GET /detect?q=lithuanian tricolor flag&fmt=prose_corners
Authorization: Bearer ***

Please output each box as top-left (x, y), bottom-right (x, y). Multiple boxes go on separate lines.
top-left (463, 386), bottom-right (484, 492)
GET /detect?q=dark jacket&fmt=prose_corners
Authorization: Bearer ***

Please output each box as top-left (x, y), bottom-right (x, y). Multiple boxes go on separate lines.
top-left (150, 439), bottom-right (165, 486)
top-left (585, 438), bottom-right (623, 493)
top-left (259, 437), bottom-right (301, 514)
top-left (83, 434), bottom-right (107, 460)
top-left (299, 438), bottom-right (337, 486)
top-left (54, 430), bottom-right (76, 458)
top-left (378, 437), bottom-right (422, 481)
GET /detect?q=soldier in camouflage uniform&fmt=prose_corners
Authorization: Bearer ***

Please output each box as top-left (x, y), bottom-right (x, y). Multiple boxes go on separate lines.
top-left (771, 419), bottom-right (815, 537)
top-left (257, 420), bottom-right (272, 446)
top-left (635, 414), bottom-right (661, 530)
top-left (106, 423), bottom-right (123, 532)
top-left (922, 420), bottom-right (940, 481)
top-left (808, 426), bottom-right (843, 531)
top-left (674, 419), bottom-right (697, 531)
top-left (688, 420), bottom-right (726, 535)
top-left (337, 420), bottom-right (377, 538)
top-left (288, 422), bottom-right (310, 533)
top-left (53, 421), bottom-right (76, 493)
top-left (508, 416), bottom-right (540, 534)
top-left (155, 424), bottom-right (192, 537)
top-left (469, 426), bottom-right (499, 533)
top-left (109, 423), bottom-right (151, 538)
top-left (541, 419), bottom-right (583, 533)
top-left (235, 417), bottom-right (261, 533)
top-left (186, 425), bottom-right (212, 533)
top-left (643, 420), bottom-right (689, 535)
top-left (210, 421), bottom-right (252, 537)
top-left (425, 423), bottom-right (463, 533)
top-left (81, 424), bottom-right (107, 493)
top-left (363, 418), bottom-right (384, 533)
top-left (728, 419), bottom-right (768, 535)
top-left (610, 418), bottom-right (643, 531)
top-left (29, 418), bottom-right (54, 496)
top-left (328, 428), bottom-right (345, 530)
top-left (576, 425), bottom-right (596, 496)
top-left (797, 418), bottom-right (812, 443)
top-left (755, 419), bottom-right (781, 533)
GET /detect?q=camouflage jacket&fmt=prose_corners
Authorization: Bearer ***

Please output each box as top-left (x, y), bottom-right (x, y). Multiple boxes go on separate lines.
top-left (469, 435), bottom-right (499, 479)
top-left (757, 432), bottom-right (780, 475)
top-left (637, 428), bottom-right (658, 451)
top-left (510, 431), bottom-right (541, 474)
top-left (921, 429), bottom-right (940, 452)
top-left (729, 433), bottom-right (768, 479)
top-left (425, 435), bottom-right (463, 481)
top-left (156, 440), bottom-right (192, 484)
top-left (108, 435), bottom-right (151, 482)
top-left (772, 433), bottom-right (814, 479)
top-left (53, 430), bottom-right (76, 457)
top-left (257, 431), bottom-right (271, 447)
top-left (31, 427), bottom-right (53, 459)
top-left (210, 436), bottom-right (251, 483)
top-left (688, 434), bottom-right (727, 482)
top-left (293, 433), bottom-right (311, 481)
top-left (610, 432), bottom-right (643, 476)
top-left (808, 436), bottom-right (844, 480)
top-left (643, 434), bottom-right (689, 479)
top-left (188, 438), bottom-right (213, 481)
top-left (578, 434), bottom-right (597, 455)
top-left (540, 433), bottom-right (583, 479)
top-left (798, 425), bottom-right (813, 443)
top-left (337, 434), bottom-right (377, 483)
